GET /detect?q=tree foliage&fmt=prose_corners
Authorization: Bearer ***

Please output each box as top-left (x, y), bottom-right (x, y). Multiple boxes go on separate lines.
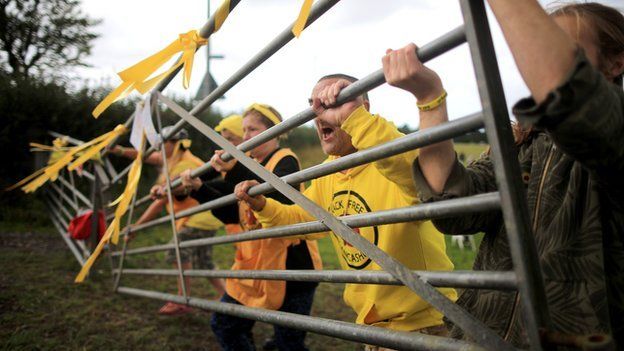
top-left (0, 0), bottom-right (100, 79)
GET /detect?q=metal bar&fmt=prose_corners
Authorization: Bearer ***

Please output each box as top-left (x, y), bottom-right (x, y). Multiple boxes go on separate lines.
top-left (50, 182), bottom-right (79, 212)
top-left (46, 201), bottom-right (86, 266)
top-left (103, 157), bottom-right (119, 181)
top-left (161, 94), bottom-right (512, 349)
top-left (109, 0), bottom-right (345, 187)
top-left (65, 170), bottom-right (79, 209)
top-left (112, 180), bottom-right (139, 291)
top-left (46, 189), bottom-right (74, 222)
top-left (154, 96), bottom-right (188, 300)
top-left (79, 169), bottom-right (96, 182)
top-left (93, 163), bottom-right (110, 187)
top-left (48, 130), bottom-right (84, 146)
top-left (89, 167), bottom-right (101, 249)
top-left (459, 1), bottom-right (550, 349)
top-left (45, 193), bottom-right (91, 258)
top-left (115, 193), bottom-right (500, 257)
top-left (117, 286), bottom-right (486, 351)
top-left (128, 112), bottom-right (484, 234)
top-left (99, 0), bottom-right (243, 172)
top-left (58, 174), bottom-right (92, 208)
top-left (143, 25), bottom-right (468, 202)
top-left (115, 269), bottom-right (517, 290)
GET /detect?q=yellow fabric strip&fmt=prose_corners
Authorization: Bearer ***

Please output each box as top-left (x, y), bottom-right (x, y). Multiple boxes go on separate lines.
top-left (92, 29), bottom-right (208, 118)
top-left (68, 125), bottom-right (127, 171)
top-left (29, 143), bottom-right (58, 151)
top-left (5, 168), bottom-right (45, 191)
top-left (292, 0), bottom-right (313, 38)
top-left (75, 135), bottom-right (145, 283)
top-left (8, 125), bottom-right (126, 194)
top-left (74, 218), bottom-right (116, 283)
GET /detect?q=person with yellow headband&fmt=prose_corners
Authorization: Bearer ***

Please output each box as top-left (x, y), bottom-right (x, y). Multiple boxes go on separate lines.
top-left (178, 105), bottom-right (322, 351)
top-left (234, 74), bottom-right (457, 350)
top-left (113, 126), bottom-right (226, 315)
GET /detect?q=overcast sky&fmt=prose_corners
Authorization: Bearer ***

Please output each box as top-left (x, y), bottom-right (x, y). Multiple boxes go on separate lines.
top-left (75, 0), bottom-right (622, 129)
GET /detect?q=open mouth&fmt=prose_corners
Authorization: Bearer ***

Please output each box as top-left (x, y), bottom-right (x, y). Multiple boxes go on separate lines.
top-left (321, 126), bottom-right (334, 141)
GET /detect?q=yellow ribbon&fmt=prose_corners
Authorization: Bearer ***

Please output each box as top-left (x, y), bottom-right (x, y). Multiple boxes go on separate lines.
top-left (75, 135), bottom-right (145, 283)
top-left (92, 30), bottom-right (207, 118)
top-left (68, 125), bottom-right (127, 171)
top-left (292, 0), bottom-right (313, 38)
top-left (6, 125), bottom-right (127, 193)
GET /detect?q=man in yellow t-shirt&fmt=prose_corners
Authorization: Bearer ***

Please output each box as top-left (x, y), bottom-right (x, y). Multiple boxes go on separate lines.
top-left (234, 74), bottom-right (456, 343)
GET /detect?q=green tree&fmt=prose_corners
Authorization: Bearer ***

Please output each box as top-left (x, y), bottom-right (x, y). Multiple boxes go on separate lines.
top-left (0, 0), bottom-right (100, 80)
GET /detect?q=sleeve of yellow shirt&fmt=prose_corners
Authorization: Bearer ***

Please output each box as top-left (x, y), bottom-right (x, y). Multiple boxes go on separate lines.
top-left (341, 105), bottom-right (419, 201)
top-left (255, 181), bottom-right (328, 240)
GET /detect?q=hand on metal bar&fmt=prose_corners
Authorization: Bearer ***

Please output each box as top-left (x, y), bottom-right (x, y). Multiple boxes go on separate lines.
top-left (234, 180), bottom-right (266, 212)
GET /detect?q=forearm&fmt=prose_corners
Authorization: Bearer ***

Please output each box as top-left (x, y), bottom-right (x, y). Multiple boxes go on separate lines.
top-left (416, 103), bottom-right (455, 194)
top-left (487, 0), bottom-right (577, 103)
top-left (134, 198), bottom-right (166, 225)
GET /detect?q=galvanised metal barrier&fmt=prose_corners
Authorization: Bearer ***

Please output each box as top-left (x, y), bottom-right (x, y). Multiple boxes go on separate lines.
top-left (44, 0), bottom-right (613, 349)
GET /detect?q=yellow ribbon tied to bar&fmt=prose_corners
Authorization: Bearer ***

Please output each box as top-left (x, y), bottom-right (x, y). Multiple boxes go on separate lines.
top-left (68, 125), bottom-right (127, 171)
top-left (6, 126), bottom-right (127, 193)
top-left (92, 30), bottom-right (207, 118)
top-left (292, 0), bottom-right (313, 38)
top-left (75, 135), bottom-right (145, 283)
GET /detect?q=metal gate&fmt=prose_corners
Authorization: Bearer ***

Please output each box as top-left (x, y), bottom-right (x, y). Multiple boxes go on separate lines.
top-left (43, 1), bottom-right (565, 349)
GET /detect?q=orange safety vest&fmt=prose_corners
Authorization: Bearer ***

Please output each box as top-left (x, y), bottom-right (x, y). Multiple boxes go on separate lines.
top-left (226, 148), bottom-right (322, 310)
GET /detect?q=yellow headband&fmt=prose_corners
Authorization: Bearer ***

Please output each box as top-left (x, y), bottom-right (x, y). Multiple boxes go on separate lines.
top-left (215, 114), bottom-right (244, 138)
top-left (244, 103), bottom-right (281, 126)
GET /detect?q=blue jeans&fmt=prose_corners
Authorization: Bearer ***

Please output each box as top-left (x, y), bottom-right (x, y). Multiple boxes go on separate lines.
top-left (211, 287), bottom-right (316, 351)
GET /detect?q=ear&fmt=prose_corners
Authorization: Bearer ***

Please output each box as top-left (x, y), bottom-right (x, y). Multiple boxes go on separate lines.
top-left (605, 52), bottom-right (624, 82)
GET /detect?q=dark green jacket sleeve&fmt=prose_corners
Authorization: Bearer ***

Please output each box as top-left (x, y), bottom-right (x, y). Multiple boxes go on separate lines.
top-left (412, 153), bottom-right (501, 235)
top-left (513, 50), bottom-right (624, 188)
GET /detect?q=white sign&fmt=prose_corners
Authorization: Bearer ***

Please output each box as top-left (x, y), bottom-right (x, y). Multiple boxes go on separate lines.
top-left (129, 95), bottom-right (159, 150)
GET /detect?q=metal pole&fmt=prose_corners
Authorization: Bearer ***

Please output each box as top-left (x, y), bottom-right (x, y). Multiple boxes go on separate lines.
top-left (89, 165), bottom-right (101, 250)
top-left (112, 184), bottom-right (139, 291)
top-left (66, 170), bottom-right (79, 209)
top-left (128, 112), bottom-right (484, 234)
top-left (153, 96), bottom-right (188, 300)
top-left (48, 190), bottom-right (74, 222)
top-left (161, 93), bottom-right (513, 349)
top-left (459, 1), bottom-right (550, 349)
top-left (115, 268), bottom-right (517, 290)
top-left (45, 193), bottom-right (91, 258)
top-left (115, 193), bottom-right (500, 257)
top-left (50, 182), bottom-right (79, 212)
top-left (46, 201), bottom-right (86, 266)
top-left (58, 174), bottom-right (92, 208)
top-left (125, 26), bottom-right (467, 209)
top-left (109, 0), bottom-right (344, 187)
top-left (117, 286), bottom-right (486, 351)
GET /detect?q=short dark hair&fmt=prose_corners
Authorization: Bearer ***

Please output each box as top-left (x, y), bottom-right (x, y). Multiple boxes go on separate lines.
top-left (317, 73), bottom-right (370, 103)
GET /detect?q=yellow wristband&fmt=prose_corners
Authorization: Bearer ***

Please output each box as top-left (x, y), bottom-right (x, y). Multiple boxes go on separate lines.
top-left (417, 90), bottom-right (447, 111)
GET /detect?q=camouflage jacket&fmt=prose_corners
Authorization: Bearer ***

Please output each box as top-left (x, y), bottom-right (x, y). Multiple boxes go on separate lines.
top-left (412, 52), bottom-right (624, 348)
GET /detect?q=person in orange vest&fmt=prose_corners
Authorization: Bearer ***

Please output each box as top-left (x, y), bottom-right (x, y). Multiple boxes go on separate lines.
top-left (114, 127), bottom-right (226, 315)
top-left (179, 104), bottom-right (322, 351)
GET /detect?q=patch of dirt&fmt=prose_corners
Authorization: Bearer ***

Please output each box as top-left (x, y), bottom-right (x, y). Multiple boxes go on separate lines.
top-left (0, 231), bottom-right (68, 252)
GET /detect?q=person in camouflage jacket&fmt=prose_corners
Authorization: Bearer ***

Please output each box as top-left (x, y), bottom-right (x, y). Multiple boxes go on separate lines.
top-left (384, 1), bottom-right (624, 348)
